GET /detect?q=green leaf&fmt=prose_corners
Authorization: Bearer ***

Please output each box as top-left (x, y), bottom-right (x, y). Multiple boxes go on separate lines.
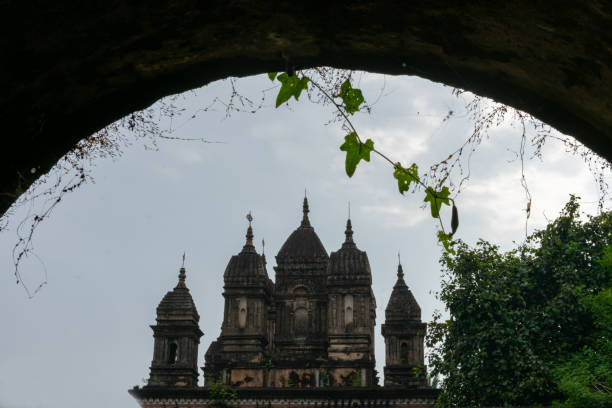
top-left (275, 73), bottom-right (310, 107)
top-left (338, 79), bottom-right (364, 115)
top-left (424, 186), bottom-right (451, 217)
top-left (393, 163), bottom-right (420, 194)
top-left (437, 231), bottom-right (455, 255)
top-left (339, 132), bottom-right (374, 177)
top-left (268, 72), bottom-right (277, 81)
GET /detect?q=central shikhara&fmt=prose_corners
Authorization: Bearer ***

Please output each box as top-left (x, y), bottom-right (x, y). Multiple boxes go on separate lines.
top-left (130, 198), bottom-right (437, 407)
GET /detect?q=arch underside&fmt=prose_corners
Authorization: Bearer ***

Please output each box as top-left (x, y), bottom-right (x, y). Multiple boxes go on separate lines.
top-left (2, 1), bottom-right (611, 214)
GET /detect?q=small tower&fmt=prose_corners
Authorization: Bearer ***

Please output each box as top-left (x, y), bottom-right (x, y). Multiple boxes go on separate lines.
top-left (148, 263), bottom-right (203, 387)
top-left (327, 217), bottom-right (377, 386)
top-left (381, 261), bottom-right (427, 387)
top-left (204, 214), bottom-right (273, 387)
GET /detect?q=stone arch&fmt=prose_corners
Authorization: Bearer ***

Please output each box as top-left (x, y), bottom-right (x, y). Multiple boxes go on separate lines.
top-left (292, 285), bottom-right (309, 295)
top-left (3, 2), bottom-right (612, 214)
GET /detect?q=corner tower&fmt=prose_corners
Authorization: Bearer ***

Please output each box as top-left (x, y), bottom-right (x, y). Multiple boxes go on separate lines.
top-left (204, 217), bottom-right (273, 387)
top-left (381, 261), bottom-right (427, 387)
top-left (148, 264), bottom-right (203, 387)
top-left (326, 218), bottom-right (377, 386)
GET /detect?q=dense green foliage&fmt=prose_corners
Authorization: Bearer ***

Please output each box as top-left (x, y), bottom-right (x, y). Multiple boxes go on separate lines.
top-left (206, 375), bottom-right (237, 400)
top-left (427, 197), bottom-right (612, 407)
top-left (552, 246), bottom-right (612, 407)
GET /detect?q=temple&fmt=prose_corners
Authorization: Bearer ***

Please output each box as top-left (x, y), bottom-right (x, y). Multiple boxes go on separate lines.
top-left (129, 198), bottom-right (438, 407)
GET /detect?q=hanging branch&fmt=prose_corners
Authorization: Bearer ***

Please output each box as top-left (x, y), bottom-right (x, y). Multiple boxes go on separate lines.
top-left (269, 70), bottom-right (459, 252)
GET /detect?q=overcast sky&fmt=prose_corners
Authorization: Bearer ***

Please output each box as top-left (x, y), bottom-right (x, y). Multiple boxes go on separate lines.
top-left (0, 73), bottom-right (608, 408)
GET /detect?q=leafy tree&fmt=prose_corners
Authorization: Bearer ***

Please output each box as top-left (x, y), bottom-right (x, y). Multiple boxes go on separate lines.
top-left (552, 247), bottom-right (612, 407)
top-left (427, 196), bottom-right (612, 407)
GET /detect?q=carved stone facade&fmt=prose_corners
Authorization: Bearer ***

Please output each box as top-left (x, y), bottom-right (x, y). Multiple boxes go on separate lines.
top-left (131, 198), bottom-right (437, 407)
top-left (203, 198), bottom-right (380, 388)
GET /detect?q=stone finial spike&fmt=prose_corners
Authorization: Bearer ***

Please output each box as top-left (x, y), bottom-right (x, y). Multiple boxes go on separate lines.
top-left (397, 258), bottom-right (404, 279)
top-left (177, 254), bottom-right (187, 288)
top-left (348, 201), bottom-right (351, 219)
top-left (301, 196), bottom-right (311, 227)
top-left (245, 211), bottom-right (254, 245)
top-left (240, 212), bottom-right (257, 253)
top-left (245, 225), bottom-right (254, 246)
top-left (261, 238), bottom-right (267, 266)
top-left (344, 218), bottom-right (354, 244)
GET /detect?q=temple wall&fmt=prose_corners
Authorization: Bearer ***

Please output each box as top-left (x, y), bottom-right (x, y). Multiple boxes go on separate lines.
top-left (266, 368), bottom-right (317, 388)
top-left (229, 369), bottom-right (265, 387)
top-left (137, 398), bottom-right (436, 408)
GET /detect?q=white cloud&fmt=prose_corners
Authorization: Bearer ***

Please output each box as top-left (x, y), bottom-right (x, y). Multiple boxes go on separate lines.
top-left (361, 203), bottom-right (427, 228)
top-left (174, 147), bottom-right (204, 165)
top-left (458, 153), bottom-right (602, 242)
top-left (361, 127), bottom-right (430, 164)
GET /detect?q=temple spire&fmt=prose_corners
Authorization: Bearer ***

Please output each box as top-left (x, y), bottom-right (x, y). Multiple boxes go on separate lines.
top-left (241, 212), bottom-right (256, 253)
top-left (397, 253), bottom-right (404, 279)
top-left (261, 238), bottom-right (267, 265)
top-left (342, 218), bottom-right (356, 248)
top-left (301, 195), bottom-right (311, 227)
top-left (176, 253), bottom-right (187, 288)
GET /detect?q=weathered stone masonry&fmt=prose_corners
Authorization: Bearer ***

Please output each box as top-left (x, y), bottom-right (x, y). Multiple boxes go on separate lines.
top-left (130, 198), bottom-right (438, 407)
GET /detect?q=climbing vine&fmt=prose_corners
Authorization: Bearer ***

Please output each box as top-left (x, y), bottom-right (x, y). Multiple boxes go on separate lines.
top-left (4, 67), bottom-right (610, 296)
top-left (268, 70), bottom-right (459, 250)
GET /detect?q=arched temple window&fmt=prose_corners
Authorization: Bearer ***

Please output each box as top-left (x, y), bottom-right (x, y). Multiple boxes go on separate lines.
top-left (400, 342), bottom-right (409, 364)
top-left (168, 341), bottom-right (178, 364)
top-left (344, 294), bottom-right (354, 326)
top-left (238, 297), bottom-right (247, 329)
top-left (294, 307), bottom-right (308, 338)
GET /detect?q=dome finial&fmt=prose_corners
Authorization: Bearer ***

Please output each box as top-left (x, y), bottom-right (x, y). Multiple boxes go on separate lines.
top-left (343, 218), bottom-right (355, 247)
top-left (177, 252), bottom-right (187, 288)
top-left (301, 194), bottom-right (311, 227)
top-left (241, 212), bottom-right (256, 253)
top-left (397, 252), bottom-right (404, 279)
top-left (261, 238), bottom-right (267, 265)
top-left (341, 201), bottom-right (357, 247)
